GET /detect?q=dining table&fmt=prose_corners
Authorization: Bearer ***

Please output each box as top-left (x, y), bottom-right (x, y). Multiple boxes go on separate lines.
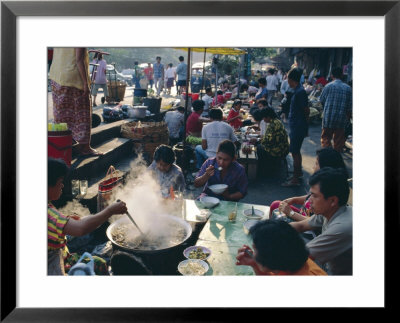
top-left (181, 199), bottom-right (270, 276)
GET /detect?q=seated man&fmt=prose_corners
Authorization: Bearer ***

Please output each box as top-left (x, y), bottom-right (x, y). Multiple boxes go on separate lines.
top-left (254, 77), bottom-right (268, 102)
top-left (164, 106), bottom-right (185, 147)
top-left (201, 87), bottom-right (214, 117)
top-left (212, 90), bottom-right (226, 107)
top-left (236, 219), bottom-right (327, 275)
top-left (290, 167), bottom-right (352, 275)
top-left (194, 140), bottom-right (248, 202)
top-left (195, 108), bottom-right (238, 170)
top-left (186, 100), bottom-right (209, 138)
top-left (147, 145), bottom-right (185, 198)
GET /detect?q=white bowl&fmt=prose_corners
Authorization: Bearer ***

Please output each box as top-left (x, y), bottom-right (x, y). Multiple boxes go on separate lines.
top-left (243, 208), bottom-right (265, 220)
top-left (200, 196), bottom-right (220, 208)
top-left (208, 184), bottom-right (228, 195)
top-left (183, 246), bottom-right (211, 261)
top-left (178, 259), bottom-right (209, 276)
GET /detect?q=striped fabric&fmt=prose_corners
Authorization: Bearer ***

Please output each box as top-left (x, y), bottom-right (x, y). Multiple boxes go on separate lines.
top-left (48, 203), bottom-right (70, 250)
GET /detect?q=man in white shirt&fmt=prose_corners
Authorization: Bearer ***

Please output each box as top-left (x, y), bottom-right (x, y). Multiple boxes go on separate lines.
top-left (91, 53), bottom-right (108, 107)
top-left (201, 87), bottom-right (214, 117)
top-left (266, 69), bottom-right (279, 107)
top-left (164, 106), bottom-right (184, 146)
top-left (194, 108), bottom-right (238, 170)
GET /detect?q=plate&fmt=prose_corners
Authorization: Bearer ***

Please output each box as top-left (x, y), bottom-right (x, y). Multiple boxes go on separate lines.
top-left (178, 259), bottom-right (209, 276)
top-left (183, 246), bottom-right (211, 261)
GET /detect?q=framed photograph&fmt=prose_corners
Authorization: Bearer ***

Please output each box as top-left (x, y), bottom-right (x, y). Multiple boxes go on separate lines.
top-left (1, 0), bottom-right (396, 320)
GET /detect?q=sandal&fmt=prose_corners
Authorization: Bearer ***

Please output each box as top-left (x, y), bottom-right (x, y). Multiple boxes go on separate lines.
top-left (281, 180), bottom-right (301, 187)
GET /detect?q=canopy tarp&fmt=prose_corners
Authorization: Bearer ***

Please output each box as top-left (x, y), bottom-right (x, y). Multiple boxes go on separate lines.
top-left (176, 47), bottom-right (246, 55)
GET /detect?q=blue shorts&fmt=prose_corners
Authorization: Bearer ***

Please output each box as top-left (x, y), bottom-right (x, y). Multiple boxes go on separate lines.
top-left (289, 132), bottom-right (305, 154)
top-left (177, 80), bottom-right (187, 86)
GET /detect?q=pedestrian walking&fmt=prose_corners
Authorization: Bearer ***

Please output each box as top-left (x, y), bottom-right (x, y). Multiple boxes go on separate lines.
top-left (90, 52), bottom-right (108, 106)
top-left (143, 63), bottom-right (154, 89)
top-left (133, 61), bottom-right (141, 88)
top-left (319, 67), bottom-right (352, 152)
top-left (153, 56), bottom-right (164, 96)
top-left (176, 56), bottom-right (187, 95)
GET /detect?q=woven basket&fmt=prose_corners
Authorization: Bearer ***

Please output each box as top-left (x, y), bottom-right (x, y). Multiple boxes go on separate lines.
top-left (121, 121), bottom-right (168, 140)
top-left (107, 81), bottom-right (127, 103)
top-left (121, 121), bottom-right (169, 162)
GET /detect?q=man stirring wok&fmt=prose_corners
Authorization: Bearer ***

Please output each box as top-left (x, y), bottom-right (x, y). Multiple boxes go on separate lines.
top-left (194, 140), bottom-right (248, 202)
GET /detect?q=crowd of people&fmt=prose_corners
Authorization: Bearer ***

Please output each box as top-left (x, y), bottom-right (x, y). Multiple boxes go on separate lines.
top-left (48, 48), bottom-right (353, 276)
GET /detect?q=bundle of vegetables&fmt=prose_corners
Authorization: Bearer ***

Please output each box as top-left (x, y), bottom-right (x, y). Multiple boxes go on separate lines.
top-left (186, 135), bottom-right (202, 146)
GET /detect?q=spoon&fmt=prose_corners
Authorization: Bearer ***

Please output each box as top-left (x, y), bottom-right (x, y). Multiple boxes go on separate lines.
top-left (251, 206), bottom-right (255, 216)
top-left (117, 199), bottom-right (144, 235)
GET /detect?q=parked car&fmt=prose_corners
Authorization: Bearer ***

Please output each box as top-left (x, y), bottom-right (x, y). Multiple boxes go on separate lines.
top-left (105, 64), bottom-right (132, 85)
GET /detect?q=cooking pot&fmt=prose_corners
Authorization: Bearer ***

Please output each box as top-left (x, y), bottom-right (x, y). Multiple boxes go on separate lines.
top-left (133, 88), bottom-right (147, 97)
top-left (131, 106), bottom-right (148, 119)
top-left (106, 215), bottom-right (192, 255)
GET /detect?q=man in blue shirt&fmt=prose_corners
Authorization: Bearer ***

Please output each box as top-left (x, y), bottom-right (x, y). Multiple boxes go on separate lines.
top-left (176, 56), bottom-right (187, 95)
top-left (255, 77), bottom-right (268, 103)
top-left (319, 67), bottom-right (352, 152)
top-left (153, 56), bottom-right (164, 96)
top-left (194, 139), bottom-right (248, 202)
top-left (283, 67), bottom-right (310, 187)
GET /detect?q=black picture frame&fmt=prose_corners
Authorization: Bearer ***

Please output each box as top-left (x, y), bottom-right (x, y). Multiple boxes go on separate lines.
top-left (1, 0), bottom-right (396, 320)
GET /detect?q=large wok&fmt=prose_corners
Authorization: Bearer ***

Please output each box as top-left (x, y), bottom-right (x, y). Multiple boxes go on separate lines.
top-left (106, 214), bottom-right (192, 255)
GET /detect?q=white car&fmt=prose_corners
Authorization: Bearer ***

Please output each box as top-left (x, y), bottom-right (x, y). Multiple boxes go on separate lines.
top-left (105, 64), bottom-right (132, 85)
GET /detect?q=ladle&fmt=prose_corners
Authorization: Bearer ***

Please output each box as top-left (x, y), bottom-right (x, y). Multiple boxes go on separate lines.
top-left (117, 199), bottom-right (144, 235)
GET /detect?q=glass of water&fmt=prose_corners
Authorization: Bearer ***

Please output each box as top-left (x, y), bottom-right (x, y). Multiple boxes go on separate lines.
top-left (80, 180), bottom-right (88, 196)
top-left (71, 180), bottom-right (80, 197)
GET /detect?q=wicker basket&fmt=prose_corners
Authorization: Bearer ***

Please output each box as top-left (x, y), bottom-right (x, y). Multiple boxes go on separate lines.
top-left (107, 81), bottom-right (127, 103)
top-left (121, 121), bottom-right (169, 162)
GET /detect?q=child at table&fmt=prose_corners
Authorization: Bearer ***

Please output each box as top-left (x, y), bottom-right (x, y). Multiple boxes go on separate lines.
top-left (194, 140), bottom-right (248, 202)
top-left (236, 219), bottom-right (327, 275)
top-left (227, 99), bottom-right (243, 130)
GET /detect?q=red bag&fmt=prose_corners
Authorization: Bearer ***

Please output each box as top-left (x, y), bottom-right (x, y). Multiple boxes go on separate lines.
top-left (97, 166), bottom-right (124, 212)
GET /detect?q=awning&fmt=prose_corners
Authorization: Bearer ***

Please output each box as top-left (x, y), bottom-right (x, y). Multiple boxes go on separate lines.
top-left (176, 47), bottom-right (246, 55)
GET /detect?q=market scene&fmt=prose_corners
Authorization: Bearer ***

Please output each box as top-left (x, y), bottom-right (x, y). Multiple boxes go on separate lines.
top-left (47, 47), bottom-right (353, 276)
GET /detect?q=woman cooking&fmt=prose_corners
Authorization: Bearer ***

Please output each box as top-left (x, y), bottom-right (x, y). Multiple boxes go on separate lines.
top-left (48, 157), bottom-right (127, 275)
top-left (194, 140), bottom-right (248, 202)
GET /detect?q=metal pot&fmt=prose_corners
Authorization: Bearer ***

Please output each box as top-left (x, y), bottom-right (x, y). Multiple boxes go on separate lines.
top-left (131, 106), bottom-right (148, 119)
top-left (106, 214), bottom-right (192, 255)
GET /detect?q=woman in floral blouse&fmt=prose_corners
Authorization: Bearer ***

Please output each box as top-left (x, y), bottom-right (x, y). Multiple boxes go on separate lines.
top-left (256, 107), bottom-right (289, 176)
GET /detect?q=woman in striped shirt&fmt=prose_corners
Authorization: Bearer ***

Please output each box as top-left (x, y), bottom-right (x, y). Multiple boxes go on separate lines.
top-left (48, 158), bottom-right (127, 275)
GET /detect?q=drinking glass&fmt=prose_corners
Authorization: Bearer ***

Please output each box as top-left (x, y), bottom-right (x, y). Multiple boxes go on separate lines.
top-left (80, 180), bottom-right (88, 196)
top-left (173, 190), bottom-right (183, 201)
top-left (71, 180), bottom-right (80, 197)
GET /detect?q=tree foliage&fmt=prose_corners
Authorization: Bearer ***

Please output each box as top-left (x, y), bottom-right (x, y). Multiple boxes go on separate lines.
top-left (247, 48), bottom-right (277, 64)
